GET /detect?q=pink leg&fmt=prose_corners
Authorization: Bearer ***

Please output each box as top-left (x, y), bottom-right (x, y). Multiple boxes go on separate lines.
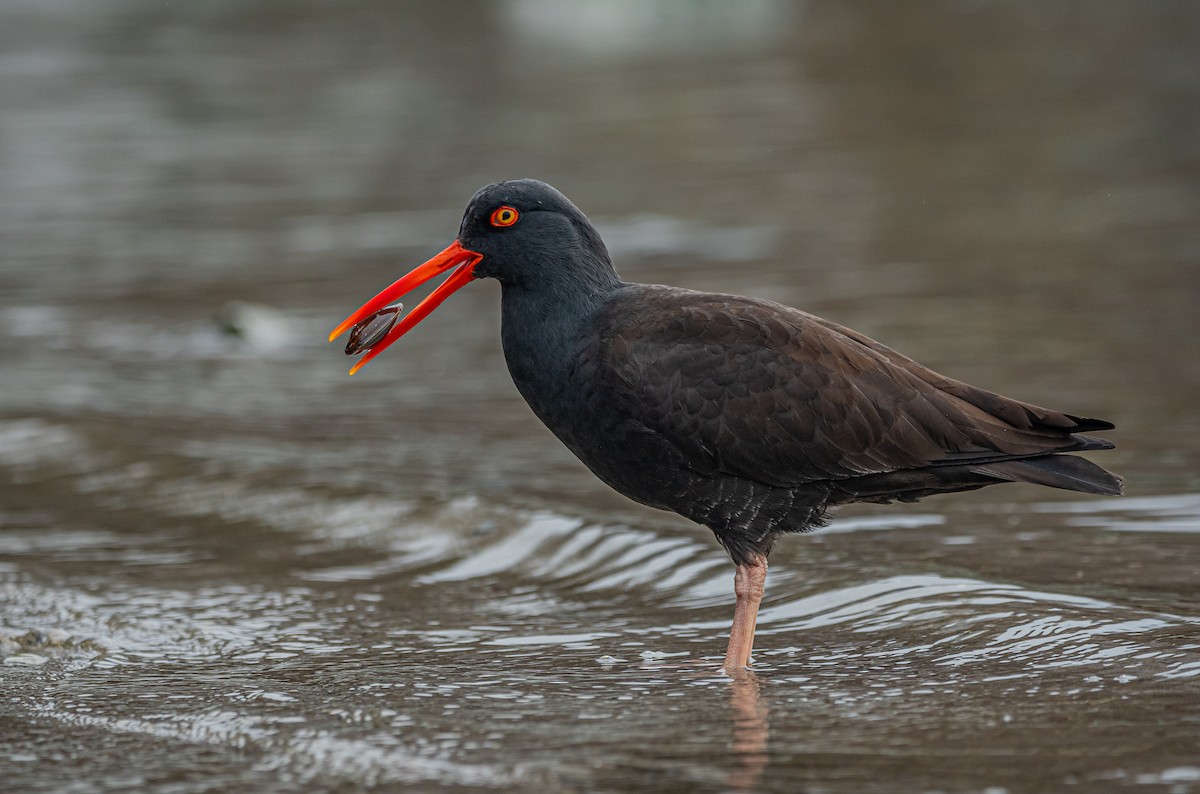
top-left (723, 554), bottom-right (768, 674)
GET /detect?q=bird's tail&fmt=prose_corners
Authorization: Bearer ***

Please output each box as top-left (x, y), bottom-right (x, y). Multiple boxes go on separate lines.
top-left (970, 455), bottom-right (1124, 496)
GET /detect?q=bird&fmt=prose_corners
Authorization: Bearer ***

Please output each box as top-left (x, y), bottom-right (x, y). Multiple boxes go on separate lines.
top-left (329, 179), bottom-right (1122, 675)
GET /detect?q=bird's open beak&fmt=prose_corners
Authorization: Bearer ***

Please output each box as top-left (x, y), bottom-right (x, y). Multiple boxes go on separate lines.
top-left (328, 239), bottom-right (483, 375)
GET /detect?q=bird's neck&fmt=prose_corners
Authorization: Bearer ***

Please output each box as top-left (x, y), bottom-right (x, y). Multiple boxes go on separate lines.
top-left (499, 271), bottom-right (622, 423)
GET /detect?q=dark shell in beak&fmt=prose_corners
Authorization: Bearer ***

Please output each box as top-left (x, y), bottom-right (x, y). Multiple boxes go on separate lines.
top-left (345, 305), bottom-right (402, 356)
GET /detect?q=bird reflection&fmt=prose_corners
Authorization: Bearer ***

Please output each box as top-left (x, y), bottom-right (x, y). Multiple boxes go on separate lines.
top-left (727, 670), bottom-right (769, 792)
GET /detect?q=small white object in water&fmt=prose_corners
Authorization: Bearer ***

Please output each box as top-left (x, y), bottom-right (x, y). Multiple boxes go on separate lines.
top-left (595, 655), bottom-right (623, 666)
top-left (215, 301), bottom-right (296, 351)
top-left (256, 691), bottom-right (297, 703)
top-left (4, 653), bottom-right (48, 667)
top-left (45, 629), bottom-right (72, 645)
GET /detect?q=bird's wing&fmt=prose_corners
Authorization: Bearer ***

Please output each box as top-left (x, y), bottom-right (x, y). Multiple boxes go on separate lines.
top-left (593, 286), bottom-right (1107, 488)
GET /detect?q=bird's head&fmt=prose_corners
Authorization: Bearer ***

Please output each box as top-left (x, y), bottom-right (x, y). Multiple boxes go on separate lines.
top-left (329, 179), bottom-right (615, 374)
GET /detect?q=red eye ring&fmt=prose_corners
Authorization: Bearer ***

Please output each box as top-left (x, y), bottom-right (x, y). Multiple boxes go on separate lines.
top-left (490, 206), bottom-right (519, 228)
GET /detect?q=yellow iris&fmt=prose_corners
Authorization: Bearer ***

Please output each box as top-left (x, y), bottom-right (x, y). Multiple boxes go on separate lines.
top-left (490, 206), bottom-right (519, 227)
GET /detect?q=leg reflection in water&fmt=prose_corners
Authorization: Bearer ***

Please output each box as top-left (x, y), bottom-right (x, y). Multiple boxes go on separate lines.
top-left (727, 670), bottom-right (769, 792)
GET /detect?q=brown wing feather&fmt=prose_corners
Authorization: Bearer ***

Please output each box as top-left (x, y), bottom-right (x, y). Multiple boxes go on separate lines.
top-left (596, 285), bottom-right (1108, 488)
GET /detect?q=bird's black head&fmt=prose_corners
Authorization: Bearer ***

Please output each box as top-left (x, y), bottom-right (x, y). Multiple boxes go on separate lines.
top-left (458, 179), bottom-right (617, 290)
top-left (329, 179), bottom-right (620, 374)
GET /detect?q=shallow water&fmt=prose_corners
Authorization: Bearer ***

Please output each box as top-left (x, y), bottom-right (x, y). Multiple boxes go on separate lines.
top-left (2, 2), bottom-right (1199, 792)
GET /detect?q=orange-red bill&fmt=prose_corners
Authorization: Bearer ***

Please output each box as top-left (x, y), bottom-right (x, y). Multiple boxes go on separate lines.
top-left (329, 239), bottom-right (483, 375)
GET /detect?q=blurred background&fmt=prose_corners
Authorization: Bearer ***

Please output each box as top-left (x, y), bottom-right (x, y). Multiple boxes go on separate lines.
top-left (1, 2), bottom-right (1198, 792)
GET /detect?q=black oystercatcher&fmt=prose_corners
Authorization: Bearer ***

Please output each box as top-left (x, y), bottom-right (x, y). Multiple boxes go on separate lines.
top-left (330, 179), bottom-right (1122, 674)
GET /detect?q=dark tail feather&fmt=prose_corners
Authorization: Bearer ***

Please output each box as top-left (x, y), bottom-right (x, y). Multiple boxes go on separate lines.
top-left (1071, 434), bottom-right (1116, 452)
top-left (1064, 415), bottom-right (1115, 433)
top-left (971, 455), bottom-right (1124, 496)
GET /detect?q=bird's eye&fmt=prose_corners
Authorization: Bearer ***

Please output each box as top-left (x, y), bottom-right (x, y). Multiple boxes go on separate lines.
top-left (489, 206), bottom-right (519, 228)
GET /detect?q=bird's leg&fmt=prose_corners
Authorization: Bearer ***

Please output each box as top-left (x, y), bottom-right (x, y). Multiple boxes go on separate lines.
top-left (723, 554), bottom-right (768, 674)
